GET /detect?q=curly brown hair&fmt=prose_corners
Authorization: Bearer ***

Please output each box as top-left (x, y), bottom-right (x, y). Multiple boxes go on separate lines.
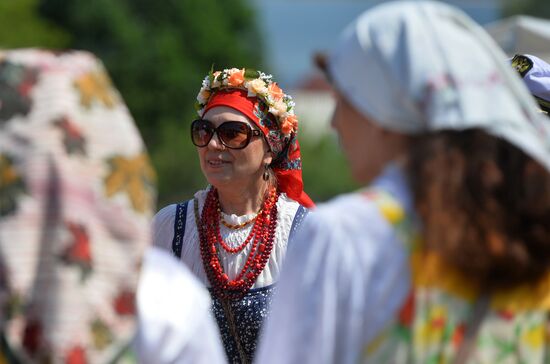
top-left (407, 129), bottom-right (550, 289)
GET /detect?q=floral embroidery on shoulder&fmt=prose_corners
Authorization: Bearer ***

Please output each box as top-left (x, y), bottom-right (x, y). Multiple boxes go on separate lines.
top-left (360, 187), bottom-right (550, 364)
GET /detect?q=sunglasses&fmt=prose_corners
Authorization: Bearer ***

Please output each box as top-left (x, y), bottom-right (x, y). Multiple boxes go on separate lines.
top-left (191, 119), bottom-right (262, 150)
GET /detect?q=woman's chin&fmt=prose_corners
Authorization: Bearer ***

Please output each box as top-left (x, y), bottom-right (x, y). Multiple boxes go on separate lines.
top-left (205, 172), bottom-right (234, 189)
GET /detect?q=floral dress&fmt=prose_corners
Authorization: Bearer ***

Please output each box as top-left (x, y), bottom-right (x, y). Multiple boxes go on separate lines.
top-left (256, 164), bottom-right (550, 364)
top-left (0, 49), bottom-right (156, 363)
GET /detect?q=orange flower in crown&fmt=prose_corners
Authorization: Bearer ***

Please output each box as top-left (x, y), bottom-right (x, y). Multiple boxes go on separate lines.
top-left (227, 68), bottom-right (245, 87)
top-left (195, 68), bottom-right (299, 137)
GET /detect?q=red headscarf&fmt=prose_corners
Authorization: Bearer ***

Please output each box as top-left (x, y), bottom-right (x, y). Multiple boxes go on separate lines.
top-left (203, 89), bottom-right (314, 208)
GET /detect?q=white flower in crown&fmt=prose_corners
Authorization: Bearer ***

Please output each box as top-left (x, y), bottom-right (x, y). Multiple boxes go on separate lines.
top-left (269, 100), bottom-right (288, 118)
top-left (195, 68), bottom-right (299, 136)
top-left (247, 78), bottom-right (269, 97)
top-left (212, 71), bottom-right (222, 88)
top-left (197, 88), bottom-right (211, 105)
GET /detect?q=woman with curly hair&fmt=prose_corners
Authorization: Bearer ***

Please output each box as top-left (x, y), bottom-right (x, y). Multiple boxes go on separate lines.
top-left (256, 1), bottom-right (550, 363)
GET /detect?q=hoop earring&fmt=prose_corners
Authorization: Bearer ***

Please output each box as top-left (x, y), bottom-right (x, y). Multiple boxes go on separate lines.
top-left (263, 164), bottom-right (270, 181)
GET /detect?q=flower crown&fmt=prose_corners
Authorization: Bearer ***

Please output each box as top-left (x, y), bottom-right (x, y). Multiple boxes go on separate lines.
top-left (196, 68), bottom-right (298, 136)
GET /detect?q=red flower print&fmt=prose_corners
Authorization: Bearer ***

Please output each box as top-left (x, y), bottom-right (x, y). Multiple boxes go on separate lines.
top-left (452, 323), bottom-right (466, 347)
top-left (61, 222), bottom-right (92, 280)
top-left (55, 117), bottom-right (86, 155)
top-left (65, 223), bottom-right (91, 263)
top-left (398, 292), bottom-right (415, 328)
top-left (431, 317), bottom-right (446, 328)
top-left (22, 319), bottom-right (43, 355)
top-left (65, 345), bottom-right (87, 364)
top-left (497, 309), bottom-right (515, 321)
top-left (113, 289), bottom-right (136, 316)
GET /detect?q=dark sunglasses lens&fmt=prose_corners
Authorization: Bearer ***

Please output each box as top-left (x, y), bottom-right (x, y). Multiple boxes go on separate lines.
top-left (218, 122), bottom-right (251, 149)
top-left (191, 120), bottom-right (213, 147)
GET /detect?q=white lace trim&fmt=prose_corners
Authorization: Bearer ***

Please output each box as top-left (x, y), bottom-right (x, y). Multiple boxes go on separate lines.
top-left (152, 190), bottom-right (301, 288)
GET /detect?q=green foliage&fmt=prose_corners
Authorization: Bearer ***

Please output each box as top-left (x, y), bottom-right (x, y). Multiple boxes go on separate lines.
top-left (0, 0), bottom-right (357, 207)
top-left (151, 117), bottom-right (206, 206)
top-left (37, 0), bottom-right (265, 205)
top-left (299, 134), bottom-right (359, 202)
top-left (0, 0), bottom-right (70, 48)
top-left (503, 0), bottom-right (550, 18)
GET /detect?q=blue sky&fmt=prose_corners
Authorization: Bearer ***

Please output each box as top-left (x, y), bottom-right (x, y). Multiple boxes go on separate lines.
top-left (252, 0), bottom-right (501, 88)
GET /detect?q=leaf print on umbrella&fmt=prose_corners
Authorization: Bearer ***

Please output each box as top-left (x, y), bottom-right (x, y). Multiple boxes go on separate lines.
top-left (60, 222), bottom-right (92, 281)
top-left (74, 70), bottom-right (118, 109)
top-left (113, 289), bottom-right (136, 316)
top-left (104, 153), bottom-right (156, 213)
top-left (0, 154), bottom-right (26, 217)
top-left (0, 60), bottom-right (38, 123)
top-left (54, 117), bottom-right (86, 155)
top-left (90, 318), bottom-right (113, 350)
top-left (3, 292), bottom-right (23, 320)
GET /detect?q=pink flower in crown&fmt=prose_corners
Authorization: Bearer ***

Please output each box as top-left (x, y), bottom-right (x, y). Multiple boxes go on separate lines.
top-left (281, 114), bottom-right (298, 135)
top-left (227, 68), bottom-right (245, 87)
top-left (268, 82), bottom-right (284, 102)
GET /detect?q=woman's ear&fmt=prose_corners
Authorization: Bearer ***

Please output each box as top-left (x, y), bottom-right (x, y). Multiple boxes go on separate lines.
top-left (263, 150), bottom-right (273, 166)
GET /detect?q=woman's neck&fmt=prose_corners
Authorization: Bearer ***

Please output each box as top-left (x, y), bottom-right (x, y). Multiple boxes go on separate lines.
top-left (216, 180), bottom-right (269, 216)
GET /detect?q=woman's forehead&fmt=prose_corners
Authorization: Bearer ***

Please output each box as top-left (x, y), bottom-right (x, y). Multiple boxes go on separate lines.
top-left (203, 106), bottom-right (253, 126)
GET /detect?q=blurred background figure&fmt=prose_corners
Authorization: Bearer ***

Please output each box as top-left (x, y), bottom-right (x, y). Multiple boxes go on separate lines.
top-left (0, 49), bottom-right (155, 363)
top-left (134, 247), bottom-right (225, 364)
top-left (256, 1), bottom-right (550, 363)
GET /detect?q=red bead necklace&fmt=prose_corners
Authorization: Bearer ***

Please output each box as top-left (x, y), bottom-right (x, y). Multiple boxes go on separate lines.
top-left (198, 187), bottom-right (279, 300)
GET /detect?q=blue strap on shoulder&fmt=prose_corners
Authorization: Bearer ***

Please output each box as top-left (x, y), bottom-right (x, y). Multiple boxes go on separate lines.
top-left (172, 201), bottom-right (307, 256)
top-left (171, 200), bottom-right (189, 258)
top-left (289, 205), bottom-right (308, 243)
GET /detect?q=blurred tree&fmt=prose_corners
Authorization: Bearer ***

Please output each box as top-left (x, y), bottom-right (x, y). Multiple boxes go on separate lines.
top-left (38, 0), bottom-right (265, 205)
top-left (0, 0), bottom-right (70, 48)
top-left (503, 0), bottom-right (550, 18)
top-left (300, 134), bottom-right (359, 202)
top-left (20, 0), bottom-right (357, 206)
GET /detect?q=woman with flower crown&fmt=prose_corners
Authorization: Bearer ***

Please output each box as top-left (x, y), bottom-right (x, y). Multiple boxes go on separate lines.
top-left (152, 68), bottom-right (314, 363)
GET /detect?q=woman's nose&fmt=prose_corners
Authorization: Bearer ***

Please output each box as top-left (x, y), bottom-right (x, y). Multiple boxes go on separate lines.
top-left (207, 131), bottom-right (225, 150)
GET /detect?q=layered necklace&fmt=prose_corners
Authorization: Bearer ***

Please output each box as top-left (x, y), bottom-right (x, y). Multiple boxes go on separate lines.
top-left (198, 187), bottom-right (279, 300)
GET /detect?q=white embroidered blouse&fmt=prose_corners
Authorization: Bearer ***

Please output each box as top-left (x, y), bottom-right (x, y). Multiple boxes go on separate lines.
top-left (152, 189), bottom-right (302, 289)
